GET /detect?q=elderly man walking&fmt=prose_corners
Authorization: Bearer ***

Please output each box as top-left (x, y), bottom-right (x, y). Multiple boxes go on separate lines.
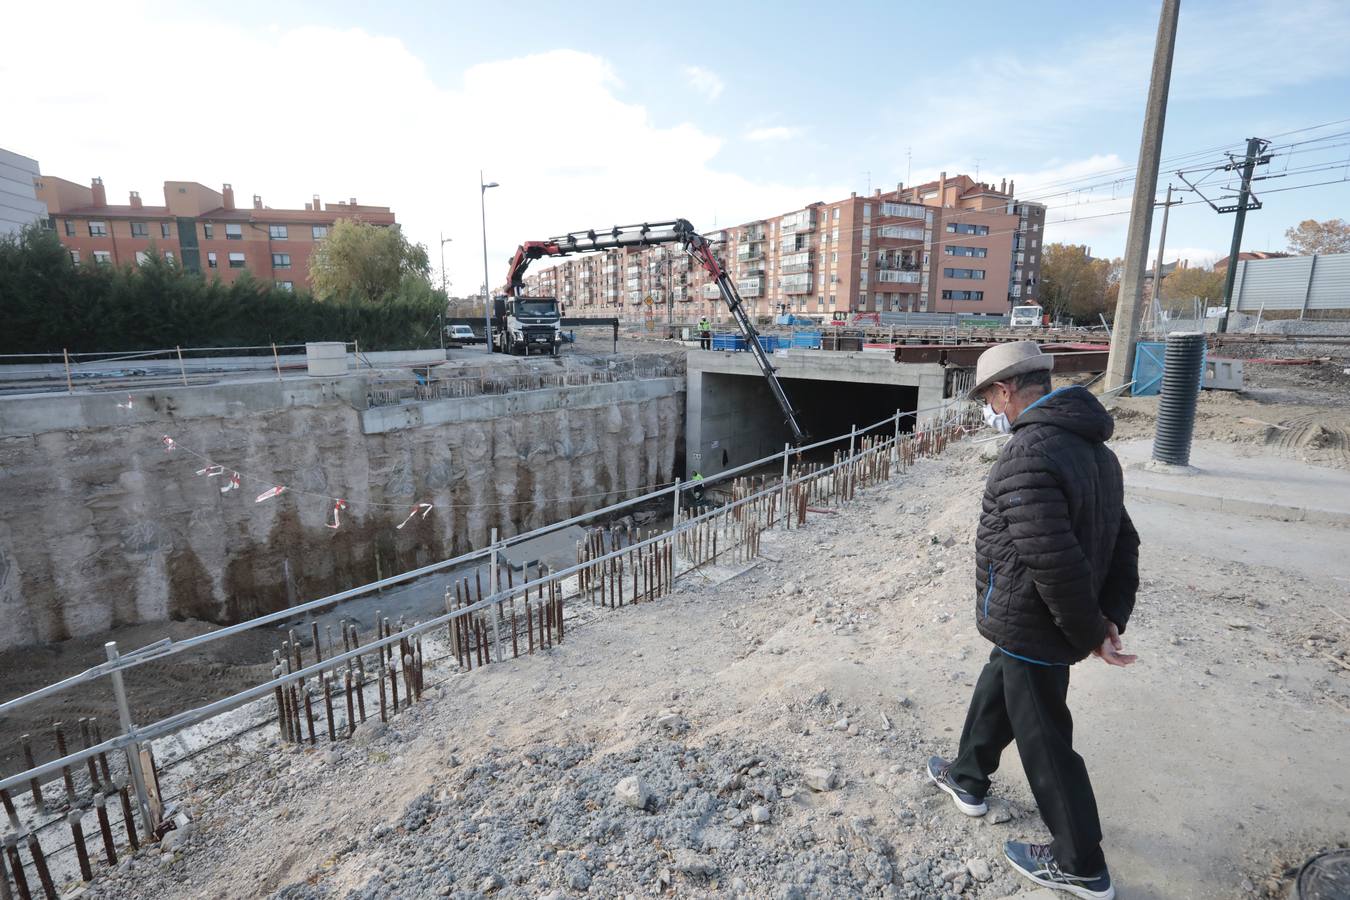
top-left (927, 342), bottom-right (1140, 900)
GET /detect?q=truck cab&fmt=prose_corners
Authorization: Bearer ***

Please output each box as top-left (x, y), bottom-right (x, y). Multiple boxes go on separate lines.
top-left (493, 296), bottom-right (562, 356)
top-left (1009, 304), bottom-right (1046, 328)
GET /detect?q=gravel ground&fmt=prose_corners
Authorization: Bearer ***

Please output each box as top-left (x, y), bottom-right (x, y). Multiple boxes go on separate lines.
top-left (64, 418), bottom-right (1349, 900)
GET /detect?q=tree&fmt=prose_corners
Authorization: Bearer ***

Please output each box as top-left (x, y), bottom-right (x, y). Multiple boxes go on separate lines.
top-left (1039, 243), bottom-right (1114, 323)
top-left (309, 219), bottom-right (432, 302)
top-left (1159, 266), bottom-right (1225, 312)
top-left (1285, 218), bottom-right (1350, 256)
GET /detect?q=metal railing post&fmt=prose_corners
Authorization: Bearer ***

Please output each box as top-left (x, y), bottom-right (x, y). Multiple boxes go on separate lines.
top-left (892, 409), bottom-right (902, 468)
top-left (489, 529), bottom-right (503, 663)
top-left (671, 480), bottom-right (681, 527)
top-left (780, 443), bottom-right (790, 527)
top-left (105, 642), bottom-right (154, 838)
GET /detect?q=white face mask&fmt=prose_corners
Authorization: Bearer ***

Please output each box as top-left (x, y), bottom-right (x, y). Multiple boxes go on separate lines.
top-left (983, 403), bottom-right (1012, 434)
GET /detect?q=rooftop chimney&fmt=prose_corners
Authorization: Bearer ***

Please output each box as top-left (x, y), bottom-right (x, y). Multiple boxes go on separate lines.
top-left (313, 193), bottom-right (321, 210)
top-left (222, 183), bottom-right (235, 210)
top-left (938, 171), bottom-right (946, 207)
top-left (91, 177), bottom-right (106, 208)
top-left (1000, 178), bottom-right (1007, 193)
top-left (850, 191), bottom-right (857, 199)
top-left (1008, 179), bottom-right (1015, 197)
top-left (349, 197), bottom-right (357, 206)
top-left (252, 194), bottom-right (263, 210)
top-left (129, 190), bottom-right (142, 209)
top-left (874, 188), bottom-right (881, 198)
top-left (304, 202), bottom-right (312, 211)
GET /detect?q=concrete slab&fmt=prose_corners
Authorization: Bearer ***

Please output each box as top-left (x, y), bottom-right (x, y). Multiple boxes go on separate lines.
top-left (1114, 438), bottom-right (1350, 525)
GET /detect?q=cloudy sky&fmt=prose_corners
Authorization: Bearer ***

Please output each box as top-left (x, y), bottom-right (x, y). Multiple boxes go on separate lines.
top-left (5, 0), bottom-right (1349, 291)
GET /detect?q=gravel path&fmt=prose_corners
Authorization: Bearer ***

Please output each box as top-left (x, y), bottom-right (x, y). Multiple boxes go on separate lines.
top-left (71, 421), bottom-right (1349, 900)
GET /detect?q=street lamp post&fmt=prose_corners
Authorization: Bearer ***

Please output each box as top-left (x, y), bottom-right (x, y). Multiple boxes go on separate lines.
top-left (480, 173), bottom-right (499, 354)
top-left (439, 234), bottom-right (452, 294)
top-left (439, 235), bottom-right (452, 353)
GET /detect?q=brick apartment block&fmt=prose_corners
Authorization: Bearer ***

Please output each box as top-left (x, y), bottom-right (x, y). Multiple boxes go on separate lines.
top-left (35, 175), bottom-right (396, 292)
top-left (525, 173), bottom-right (1045, 323)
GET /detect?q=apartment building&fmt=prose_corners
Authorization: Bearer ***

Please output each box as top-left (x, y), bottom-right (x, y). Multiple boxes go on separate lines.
top-left (523, 172), bottom-right (1043, 323)
top-left (1, 148), bottom-right (47, 238)
top-left (35, 175), bottom-right (396, 291)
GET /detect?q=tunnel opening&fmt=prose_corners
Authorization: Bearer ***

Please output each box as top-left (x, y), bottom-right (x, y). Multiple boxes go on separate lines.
top-left (688, 371), bottom-right (921, 476)
top-left (781, 377), bottom-right (919, 454)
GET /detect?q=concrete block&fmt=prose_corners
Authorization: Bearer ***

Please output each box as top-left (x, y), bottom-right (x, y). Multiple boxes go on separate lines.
top-left (306, 342), bottom-right (349, 376)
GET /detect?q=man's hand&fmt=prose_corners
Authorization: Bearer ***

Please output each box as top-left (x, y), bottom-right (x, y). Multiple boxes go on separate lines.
top-left (1092, 620), bottom-right (1138, 667)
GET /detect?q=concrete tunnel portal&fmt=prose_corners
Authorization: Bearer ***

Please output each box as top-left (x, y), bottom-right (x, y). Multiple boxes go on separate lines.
top-left (684, 350), bottom-right (949, 477)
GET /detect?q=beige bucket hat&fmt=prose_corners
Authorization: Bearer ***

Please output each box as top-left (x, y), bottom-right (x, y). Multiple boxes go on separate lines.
top-left (968, 341), bottom-right (1054, 399)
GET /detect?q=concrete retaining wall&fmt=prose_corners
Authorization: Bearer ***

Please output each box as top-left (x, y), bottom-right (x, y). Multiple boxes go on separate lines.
top-left (0, 374), bottom-right (683, 650)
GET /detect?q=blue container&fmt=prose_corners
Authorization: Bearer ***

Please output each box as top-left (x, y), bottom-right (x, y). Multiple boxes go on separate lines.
top-left (711, 333), bottom-right (745, 351)
top-left (792, 330), bottom-right (822, 349)
top-left (756, 335), bottom-right (777, 352)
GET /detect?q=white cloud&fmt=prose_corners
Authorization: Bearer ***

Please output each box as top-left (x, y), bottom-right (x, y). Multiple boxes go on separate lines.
top-left (1, 4), bottom-right (845, 293)
top-left (745, 126), bottom-right (803, 142)
top-left (1164, 247), bottom-right (1222, 268)
top-left (682, 66), bottom-right (725, 101)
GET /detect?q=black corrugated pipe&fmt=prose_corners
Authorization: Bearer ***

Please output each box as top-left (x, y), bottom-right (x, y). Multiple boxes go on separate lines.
top-left (1151, 331), bottom-right (1206, 466)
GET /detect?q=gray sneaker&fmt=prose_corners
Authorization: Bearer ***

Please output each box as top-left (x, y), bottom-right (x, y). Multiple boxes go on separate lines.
top-left (926, 756), bottom-right (988, 816)
top-left (1003, 841), bottom-right (1115, 900)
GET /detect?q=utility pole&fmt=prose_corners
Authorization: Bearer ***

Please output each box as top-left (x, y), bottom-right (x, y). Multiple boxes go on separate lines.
top-left (1104, 0), bottom-right (1180, 392)
top-left (1217, 137), bottom-right (1269, 333)
top-left (1146, 184), bottom-right (1182, 331)
top-left (480, 173), bottom-right (499, 354)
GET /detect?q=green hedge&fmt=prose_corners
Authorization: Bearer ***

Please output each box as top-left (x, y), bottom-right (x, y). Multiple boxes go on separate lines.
top-left (0, 226), bottom-right (445, 355)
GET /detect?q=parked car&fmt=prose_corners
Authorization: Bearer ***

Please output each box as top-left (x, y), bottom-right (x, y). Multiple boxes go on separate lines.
top-left (444, 324), bottom-right (481, 346)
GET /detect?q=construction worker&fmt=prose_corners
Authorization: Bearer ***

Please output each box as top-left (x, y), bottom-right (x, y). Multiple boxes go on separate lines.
top-left (927, 342), bottom-right (1139, 900)
top-left (688, 470), bottom-right (705, 506)
top-left (697, 317), bottom-right (712, 350)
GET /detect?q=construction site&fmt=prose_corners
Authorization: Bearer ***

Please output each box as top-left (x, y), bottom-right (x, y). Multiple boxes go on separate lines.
top-left (1, 258), bottom-right (1349, 900)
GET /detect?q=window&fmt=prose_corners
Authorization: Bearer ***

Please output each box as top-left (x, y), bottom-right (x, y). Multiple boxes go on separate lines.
top-left (881, 202), bottom-right (926, 219)
top-left (70, 250), bottom-right (80, 264)
top-left (89, 221), bottom-right (108, 237)
top-left (93, 250), bottom-right (111, 264)
top-left (1031, 238), bottom-right (1038, 248)
top-left (130, 222), bottom-right (149, 238)
top-left (207, 252), bottom-right (218, 269)
top-left (203, 223), bottom-right (215, 239)
top-left (832, 227), bottom-right (839, 243)
top-left (831, 251), bottom-right (838, 264)
top-left (1029, 254), bottom-right (1037, 265)
top-left (228, 252), bottom-right (246, 268)
top-left (833, 208), bottom-right (840, 221)
top-left (945, 246), bottom-right (988, 258)
top-left (269, 224), bottom-right (288, 240)
top-left (226, 223), bottom-right (242, 240)
top-left (941, 290), bottom-right (985, 301)
top-left (64, 220), bottom-right (76, 237)
top-left (277, 281), bottom-right (294, 292)
top-left (877, 225), bottom-right (923, 240)
top-left (272, 253), bottom-right (291, 268)
top-left (164, 250), bottom-right (175, 261)
top-left (312, 225), bottom-right (328, 239)
top-left (161, 222), bottom-right (172, 239)
top-left (861, 225), bottom-right (870, 243)
top-left (135, 251), bottom-right (149, 265)
top-left (863, 204), bottom-right (871, 221)
top-left (945, 223), bottom-right (989, 235)
top-left (943, 268), bottom-right (985, 280)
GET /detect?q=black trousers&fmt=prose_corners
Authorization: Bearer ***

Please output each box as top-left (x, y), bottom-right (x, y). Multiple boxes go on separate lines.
top-left (948, 647), bottom-right (1106, 875)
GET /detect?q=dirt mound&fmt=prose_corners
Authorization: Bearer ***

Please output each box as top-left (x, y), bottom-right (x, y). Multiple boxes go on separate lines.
top-left (1263, 412), bottom-right (1350, 466)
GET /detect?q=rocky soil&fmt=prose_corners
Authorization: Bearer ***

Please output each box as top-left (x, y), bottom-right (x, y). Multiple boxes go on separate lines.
top-left (50, 398), bottom-right (1350, 900)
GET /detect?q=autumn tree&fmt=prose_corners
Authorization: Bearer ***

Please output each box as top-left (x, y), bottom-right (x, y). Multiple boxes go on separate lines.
top-left (1039, 243), bottom-right (1114, 323)
top-left (1285, 218), bottom-right (1350, 256)
top-left (1159, 266), bottom-right (1226, 312)
top-left (309, 219), bottom-right (432, 302)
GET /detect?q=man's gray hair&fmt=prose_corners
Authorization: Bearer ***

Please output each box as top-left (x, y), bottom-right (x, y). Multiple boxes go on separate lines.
top-left (1009, 369), bottom-right (1052, 395)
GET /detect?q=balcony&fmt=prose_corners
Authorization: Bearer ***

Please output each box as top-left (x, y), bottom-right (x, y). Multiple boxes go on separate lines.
top-left (781, 274), bottom-right (812, 294)
top-left (780, 262), bottom-right (813, 275)
top-left (876, 225), bottom-right (924, 241)
top-left (736, 248), bottom-right (764, 261)
top-left (702, 283), bottom-right (721, 299)
top-left (737, 277), bottom-right (762, 297)
top-left (877, 270), bottom-right (921, 284)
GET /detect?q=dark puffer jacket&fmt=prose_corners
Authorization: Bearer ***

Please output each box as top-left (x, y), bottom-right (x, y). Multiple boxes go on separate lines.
top-left (974, 385), bottom-right (1139, 664)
